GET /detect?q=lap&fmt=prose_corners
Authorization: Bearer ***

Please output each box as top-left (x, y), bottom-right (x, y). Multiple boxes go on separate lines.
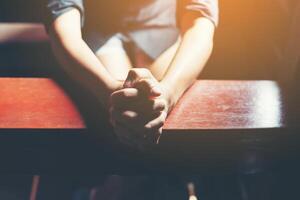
top-left (85, 31), bottom-right (180, 82)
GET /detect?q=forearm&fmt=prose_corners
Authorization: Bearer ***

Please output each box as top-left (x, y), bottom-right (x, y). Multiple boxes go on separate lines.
top-left (50, 34), bottom-right (120, 106)
top-left (160, 17), bottom-right (215, 110)
top-left (48, 9), bottom-right (121, 107)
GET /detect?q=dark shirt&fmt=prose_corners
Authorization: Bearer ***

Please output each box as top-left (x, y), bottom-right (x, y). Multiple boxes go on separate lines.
top-left (45, 0), bottom-right (218, 58)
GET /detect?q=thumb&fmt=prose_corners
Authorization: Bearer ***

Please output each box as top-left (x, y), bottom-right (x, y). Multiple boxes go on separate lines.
top-left (136, 78), bottom-right (162, 97)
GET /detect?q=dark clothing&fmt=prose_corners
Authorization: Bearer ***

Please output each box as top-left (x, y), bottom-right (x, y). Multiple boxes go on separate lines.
top-left (45, 0), bottom-right (218, 58)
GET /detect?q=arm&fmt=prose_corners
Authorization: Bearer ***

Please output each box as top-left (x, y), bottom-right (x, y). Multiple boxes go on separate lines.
top-left (110, 5), bottom-right (217, 146)
top-left (48, 9), bottom-right (122, 108)
top-left (109, 15), bottom-right (216, 146)
top-left (160, 13), bottom-right (215, 112)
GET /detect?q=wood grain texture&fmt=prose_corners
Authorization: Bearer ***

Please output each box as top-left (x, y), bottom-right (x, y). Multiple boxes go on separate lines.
top-left (0, 78), bottom-right (84, 129)
top-left (0, 78), bottom-right (286, 130)
top-left (164, 80), bottom-right (286, 130)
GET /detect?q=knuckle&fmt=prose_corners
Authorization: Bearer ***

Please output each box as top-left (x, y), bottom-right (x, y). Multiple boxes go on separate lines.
top-left (129, 68), bottom-right (138, 74)
top-left (161, 113), bottom-right (167, 122)
top-left (145, 78), bottom-right (155, 86)
top-left (138, 79), bottom-right (152, 90)
top-left (139, 78), bottom-right (149, 85)
top-left (157, 114), bottom-right (166, 125)
top-left (132, 68), bottom-right (144, 75)
top-left (121, 88), bottom-right (138, 98)
top-left (145, 117), bottom-right (165, 131)
top-left (122, 90), bottom-right (130, 98)
top-left (159, 99), bottom-right (167, 108)
top-left (153, 99), bottom-right (166, 111)
top-left (161, 99), bottom-right (167, 107)
top-left (157, 118), bottom-right (165, 127)
top-left (122, 91), bottom-right (129, 98)
top-left (139, 68), bottom-right (151, 74)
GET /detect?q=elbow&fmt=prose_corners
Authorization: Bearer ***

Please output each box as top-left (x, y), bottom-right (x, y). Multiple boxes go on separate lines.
top-left (48, 24), bottom-right (83, 52)
top-left (48, 24), bottom-right (66, 46)
top-left (48, 18), bottom-right (82, 46)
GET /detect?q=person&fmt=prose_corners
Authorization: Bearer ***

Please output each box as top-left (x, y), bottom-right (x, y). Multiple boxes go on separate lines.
top-left (45, 0), bottom-right (218, 149)
top-left (44, 1), bottom-right (218, 199)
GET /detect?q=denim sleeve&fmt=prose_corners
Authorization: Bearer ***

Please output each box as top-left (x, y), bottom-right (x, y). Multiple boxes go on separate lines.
top-left (177, 0), bottom-right (219, 27)
top-left (44, 0), bottom-right (84, 28)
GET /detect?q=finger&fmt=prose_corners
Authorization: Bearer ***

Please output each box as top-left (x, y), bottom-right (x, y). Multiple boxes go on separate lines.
top-left (150, 98), bottom-right (167, 112)
top-left (134, 98), bottom-right (166, 112)
top-left (115, 98), bottom-right (166, 113)
top-left (111, 108), bottom-right (145, 135)
top-left (110, 88), bottom-right (140, 108)
top-left (145, 111), bottom-right (167, 130)
top-left (111, 89), bottom-right (166, 112)
top-left (111, 109), bottom-right (138, 127)
top-left (124, 68), bottom-right (155, 88)
top-left (110, 108), bottom-right (137, 137)
top-left (135, 78), bottom-right (162, 97)
top-left (144, 111), bottom-right (167, 142)
top-left (111, 108), bottom-right (161, 132)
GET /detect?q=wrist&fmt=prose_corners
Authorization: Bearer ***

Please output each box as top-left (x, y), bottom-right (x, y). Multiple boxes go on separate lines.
top-left (108, 79), bottom-right (124, 93)
top-left (160, 81), bottom-right (178, 113)
top-left (102, 79), bottom-right (124, 109)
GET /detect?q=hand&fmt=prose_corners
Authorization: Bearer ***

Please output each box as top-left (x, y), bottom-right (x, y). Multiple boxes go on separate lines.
top-left (109, 68), bottom-right (170, 148)
top-left (123, 68), bottom-right (170, 139)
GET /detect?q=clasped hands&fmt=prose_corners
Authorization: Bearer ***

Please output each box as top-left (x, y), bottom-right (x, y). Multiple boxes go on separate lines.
top-left (109, 68), bottom-right (170, 149)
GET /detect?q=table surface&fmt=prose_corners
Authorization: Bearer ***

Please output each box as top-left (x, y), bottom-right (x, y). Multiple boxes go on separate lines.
top-left (0, 78), bottom-right (296, 174)
top-left (0, 78), bottom-right (286, 130)
top-left (164, 80), bottom-right (286, 130)
top-left (0, 78), bottom-right (84, 129)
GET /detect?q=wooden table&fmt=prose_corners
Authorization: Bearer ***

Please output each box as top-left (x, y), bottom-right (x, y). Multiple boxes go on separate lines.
top-left (0, 78), bottom-right (298, 174)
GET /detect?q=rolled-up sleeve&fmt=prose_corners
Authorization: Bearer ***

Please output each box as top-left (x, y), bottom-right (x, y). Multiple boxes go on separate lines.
top-left (177, 0), bottom-right (219, 27)
top-left (44, 0), bottom-right (84, 28)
